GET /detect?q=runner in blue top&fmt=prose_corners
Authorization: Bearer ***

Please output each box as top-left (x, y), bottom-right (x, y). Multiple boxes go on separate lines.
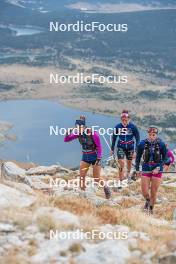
top-left (135, 126), bottom-right (167, 214)
top-left (111, 110), bottom-right (140, 188)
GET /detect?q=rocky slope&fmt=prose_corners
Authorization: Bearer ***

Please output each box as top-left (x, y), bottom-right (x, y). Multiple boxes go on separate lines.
top-left (0, 161), bottom-right (175, 264)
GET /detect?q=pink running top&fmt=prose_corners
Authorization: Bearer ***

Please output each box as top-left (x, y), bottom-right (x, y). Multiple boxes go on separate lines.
top-left (167, 149), bottom-right (175, 164)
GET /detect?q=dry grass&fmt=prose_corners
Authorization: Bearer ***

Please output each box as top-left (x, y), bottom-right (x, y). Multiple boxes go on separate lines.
top-left (31, 191), bottom-right (54, 209)
top-left (96, 206), bottom-right (149, 229)
top-left (128, 182), bottom-right (141, 194)
top-left (0, 162), bottom-right (175, 262)
top-left (160, 186), bottom-right (176, 201)
top-left (119, 198), bottom-right (139, 208)
top-left (0, 208), bottom-right (33, 230)
top-left (121, 188), bottom-right (131, 196)
top-left (27, 245), bottom-right (38, 257)
top-left (54, 196), bottom-right (96, 215)
top-left (79, 213), bottom-right (101, 232)
top-left (130, 226), bottom-right (176, 261)
top-left (127, 258), bottom-right (143, 264)
top-left (96, 206), bottom-right (121, 225)
top-left (69, 243), bottom-right (85, 254)
top-left (0, 248), bottom-right (30, 264)
top-left (154, 203), bottom-right (176, 221)
top-left (36, 214), bottom-right (57, 232)
top-left (36, 214), bottom-right (76, 233)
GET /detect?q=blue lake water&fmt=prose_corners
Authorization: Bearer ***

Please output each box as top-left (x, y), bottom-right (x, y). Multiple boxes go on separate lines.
top-left (0, 100), bottom-right (172, 167)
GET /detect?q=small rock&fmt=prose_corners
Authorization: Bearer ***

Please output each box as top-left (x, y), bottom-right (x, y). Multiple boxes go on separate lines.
top-left (132, 250), bottom-right (142, 258)
top-left (159, 253), bottom-right (176, 264)
top-left (25, 175), bottom-right (51, 190)
top-left (0, 223), bottom-right (15, 233)
top-left (129, 231), bottom-right (150, 241)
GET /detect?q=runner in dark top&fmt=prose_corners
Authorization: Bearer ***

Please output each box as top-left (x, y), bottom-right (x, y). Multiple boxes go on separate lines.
top-left (111, 110), bottom-right (140, 188)
top-left (135, 126), bottom-right (167, 214)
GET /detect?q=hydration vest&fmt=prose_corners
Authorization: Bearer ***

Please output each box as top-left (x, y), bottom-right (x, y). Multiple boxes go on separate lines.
top-left (78, 130), bottom-right (96, 152)
top-left (143, 139), bottom-right (161, 163)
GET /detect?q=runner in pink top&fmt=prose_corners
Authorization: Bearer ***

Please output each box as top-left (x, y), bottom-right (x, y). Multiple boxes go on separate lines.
top-left (164, 147), bottom-right (175, 171)
top-left (64, 131), bottom-right (102, 160)
top-left (64, 115), bottom-right (111, 199)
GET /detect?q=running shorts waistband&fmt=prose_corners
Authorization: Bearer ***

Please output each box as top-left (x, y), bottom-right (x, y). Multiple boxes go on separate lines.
top-left (119, 140), bottom-right (134, 145)
top-left (82, 151), bottom-right (97, 155)
top-left (142, 173), bottom-right (162, 179)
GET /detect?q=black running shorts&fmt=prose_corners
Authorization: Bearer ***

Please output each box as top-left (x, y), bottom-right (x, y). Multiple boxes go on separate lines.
top-left (117, 147), bottom-right (134, 160)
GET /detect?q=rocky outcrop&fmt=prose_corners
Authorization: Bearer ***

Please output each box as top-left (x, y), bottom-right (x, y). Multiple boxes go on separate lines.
top-left (0, 183), bottom-right (36, 208)
top-left (0, 161), bottom-right (175, 264)
top-left (1, 162), bottom-right (72, 191)
top-left (1, 162), bottom-right (26, 182)
top-left (26, 165), bottom-right (67, 175)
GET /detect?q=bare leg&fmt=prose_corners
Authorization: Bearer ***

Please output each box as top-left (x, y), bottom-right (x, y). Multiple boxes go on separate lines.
top-left (92, 164), bottom-right (101, 185)
top-left (79, 161), bottom-right (89, 190)
top-left (118, 159), bottom-right (125, 182)
top-left (150, 177), bottom-right (162, 207)
top-left (141, 176), bottom-right (151, 200)
top-left (127, 159), bottom-right (133, 177)
top-left (164, 164), bottom-right (170, 172)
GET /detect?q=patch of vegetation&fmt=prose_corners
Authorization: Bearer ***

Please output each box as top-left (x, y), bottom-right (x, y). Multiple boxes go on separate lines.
top-left (138, 90), bottom-right (160, 99)
top-left (0, 82), bottom-right (15, 91)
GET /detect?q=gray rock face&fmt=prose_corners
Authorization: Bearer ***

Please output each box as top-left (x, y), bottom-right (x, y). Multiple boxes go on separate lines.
top-left (4, 181), bottom-right (34, 194)
top-left (1, 162), bottom-right (26, 182)
top-left (76, 240), bottom-right (130, 264)
top-left (159, 253), bottom-right (176, 264)
top-left (26, 165), bottom-right (60, 175)
top-left (25, 175), bottom-right (51, 190)
top-left (0, 183), bottom-right (36, 208)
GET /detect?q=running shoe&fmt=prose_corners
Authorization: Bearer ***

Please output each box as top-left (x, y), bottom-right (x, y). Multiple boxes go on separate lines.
top-left (104, 185), bottom-right (111, 199)
top-left (143, 199), bottom-right (150, 212)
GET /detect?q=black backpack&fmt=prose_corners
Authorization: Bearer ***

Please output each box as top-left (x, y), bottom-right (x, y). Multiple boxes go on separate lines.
top-left (78, 129), bottom-right (96, 151)
top-left (143, 139), bottom-right (161, 163)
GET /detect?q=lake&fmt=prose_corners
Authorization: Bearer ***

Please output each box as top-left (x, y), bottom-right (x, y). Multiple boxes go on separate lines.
top-left (0, 100), bottom-right (171, 167)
